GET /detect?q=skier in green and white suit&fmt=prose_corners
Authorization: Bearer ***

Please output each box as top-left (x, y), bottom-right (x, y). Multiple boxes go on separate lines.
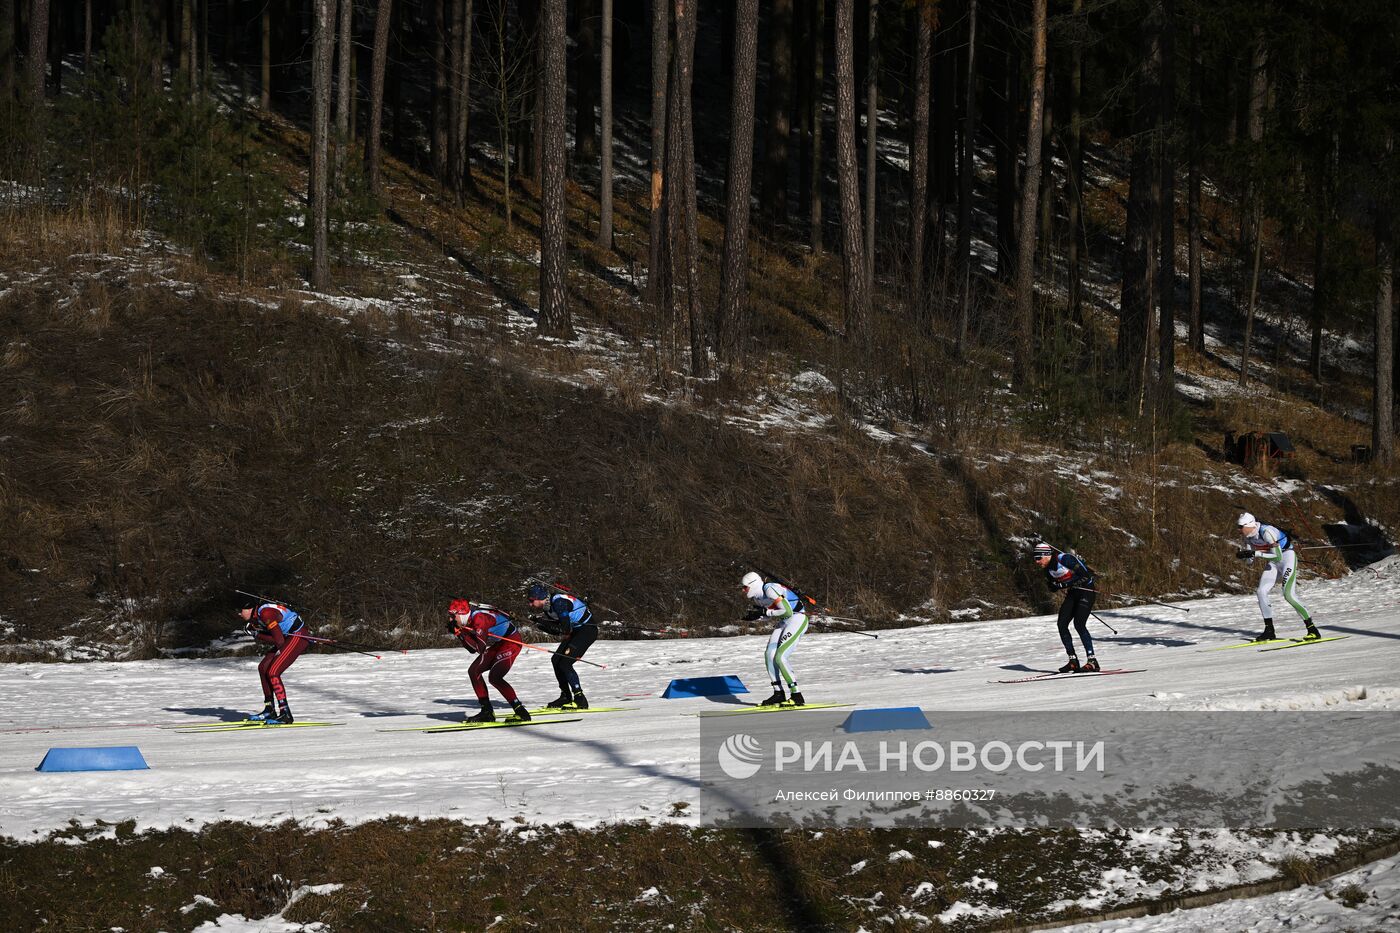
top-left (741, 571), bottom-right (808, 706)
top-left (1236, 512), bottom-right (1321, 642)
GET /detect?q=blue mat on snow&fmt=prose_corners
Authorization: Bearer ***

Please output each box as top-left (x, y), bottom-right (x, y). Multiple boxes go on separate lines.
top-left (841, 707), bottom-right (932, 733)
top-left (37, 746), bottom-right (150, 772)
top-left (662, 675), bottom-right (749, 698)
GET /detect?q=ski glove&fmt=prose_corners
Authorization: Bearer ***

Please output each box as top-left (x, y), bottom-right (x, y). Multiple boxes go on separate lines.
top-left (1236, 549), bottom-right (1253, 560)
top-left (742, 607), bottom-right (764, 622)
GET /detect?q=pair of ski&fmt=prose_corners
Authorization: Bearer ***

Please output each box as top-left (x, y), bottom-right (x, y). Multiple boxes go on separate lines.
top-left (378, 704), bottom-right (628, 734)
top-left (167, 719), bottom-right (342, 734)
top-left (1203, 635), bottom-right (1350, 652)
top-left (689, 702), bottom-right (853, 718)
top-left (992, 668), bottom-right (1144, 685)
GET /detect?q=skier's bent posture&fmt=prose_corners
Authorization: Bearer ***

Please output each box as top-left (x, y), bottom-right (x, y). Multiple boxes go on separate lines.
top-left (527, 583), bottom-right (597, 709)
top-left (741, 571), bottom-right (808, 706)
top-left (1236, 513), bottom-right (1320, 642)
top-left (239, 598), bottom-right (309, 723)
top-left (448, 599), bottom-right (530, 723)
top-left (1032, 543), bottom-right (1101, 673)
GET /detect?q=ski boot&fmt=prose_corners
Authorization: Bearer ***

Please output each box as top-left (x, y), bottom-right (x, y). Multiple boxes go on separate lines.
top-left (1081, 658), bottom-right (1101, 673)
top-left (1304, 622), bottom-right (1321, 640)
top-left (1252, 620), bottom-right (1277, 643)
top-left (545, 692), bottom-right (574, 709)
top-left (1058, 657), bottom-right (1081, 674)
top-left (465, 703), bottom-right (496, 724)
top-left (247, 703), bottom-right (277, 723)
top-left (787, 691), bottom-right (805, 707)
top-left (271, 704), bottom-right (294, 725)
top-left (570, 689), bottom-right (589, 710)
top-left (759, 685), bottom-right (787, 707)
top-left (509, 700), bottom-right (531, 722)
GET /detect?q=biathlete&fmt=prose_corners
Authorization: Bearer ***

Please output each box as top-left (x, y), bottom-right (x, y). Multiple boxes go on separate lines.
top-left (1236, 513), bottom-right (1321, 642)
top-left (1032, 543), bottom-right (1101, 673)
top-left (238, 597), bottom-right (309, 723)
top-left (527, 583), bottom-right (597, 709)
top-left (741, 571), bottom-right (807, 706)
top-left (448, 599), bottom-right (530, 723)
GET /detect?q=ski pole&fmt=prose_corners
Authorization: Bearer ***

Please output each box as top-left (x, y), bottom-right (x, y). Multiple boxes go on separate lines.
top-left (282, 632), bottom-right (385, 660)
top-left (235, 588), bottom-right (308, 615)
top-left (1091, 612), bottom-right (1119, 634)
top-left (1073, 586), bottom-right (1189, 613)
top-left (491, 632), bottom-right (609, 669)
top-left (809, 616), bottom-right (879, 638)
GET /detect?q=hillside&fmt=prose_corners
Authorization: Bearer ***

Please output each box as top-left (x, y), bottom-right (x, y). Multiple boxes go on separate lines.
top-left (1, 68), bottom-right (1396, 661)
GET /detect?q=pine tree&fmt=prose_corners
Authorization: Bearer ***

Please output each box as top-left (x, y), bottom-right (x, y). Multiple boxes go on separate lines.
top-left (538, 0), bottom-right (570, 335)
top-left (365, 0), bottom-right (393, 194)
top-left (718, 0), bottom-right (759, 362)
top-left (835, 0), bottom-right (870, 338)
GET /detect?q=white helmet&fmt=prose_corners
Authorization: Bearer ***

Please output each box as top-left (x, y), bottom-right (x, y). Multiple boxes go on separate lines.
top-left (741, 571), bottom-right (764, 600)
top-left (1237, 512), bottom-right (1258, 531)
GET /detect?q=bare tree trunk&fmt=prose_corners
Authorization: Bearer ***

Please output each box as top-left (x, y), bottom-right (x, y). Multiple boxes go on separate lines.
top-left (910, 0), bottom-right (932, 323)
top-left (763, 0), bottom-right (793, 225)
top-left (1, 0), bottom-right (14, 100)
top-left (1013, 0), bottom-right (1047, 388)
top-left (863, 0), bottom-right (878, 288)
top-left (674, 0), bottom-right (705, 377)
top-left (459, 0), bottom-right (476, 194)
top-left (1119, 0), bottom-right (1162, 406)
top-left (179, 0), bottom-right (191, 84)
top-left (1157, 0), bottom-right (1176, 394)
top-left (260, 1), bottom-right (270, 108)
top-left (310, 0), bottom-right (335, 290)
top-left (539, 0), bottom-right (570, 335)
top-left (809, 0), bottom-right (824, 254)
top-left (26, 0), bottom-right (48, 103)
top-left (574, 0), bottom-right (598, 163)
top-left (717, 0), bottom-right (759, 363)
top-left (1376, 138), bottom-right (1395, 464)
top-left (956, 0), bottom-right (978, 353)
top-left (1240, 30), bottom-right (1267, 260)
top-left (1038, 73), bottom-right (1054, 257)
top-left (1186, 19), bottom-right (1202, 351)
top-left (432, 0), bottom-right (449, 183)
top-left (646, 0), bottom-right (670, 317)
top-left (835, 0), bottom-right (870, 338)
top-left (366, 0), bottom-right (393, 194)
top-left (597, 0), bottom-right (613, 248)
top-left (335, 0), bottom-right (354, 179)
top-left (46, 0), bottom-right (60, 97)
top-left (1239, 227), bottom-right (1262, 386)
top-left (1067, 0), bottom-right (1084, 321)
top-left (83, 0), bottom-right (91, 72)
top-left (994, 13), bottom-right (1018, 281)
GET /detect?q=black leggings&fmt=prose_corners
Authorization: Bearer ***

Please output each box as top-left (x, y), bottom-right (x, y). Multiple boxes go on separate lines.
top-left (1057, 588), bottom-right (1096, 657)
top-left (553, 623), bottom-right (598, 692)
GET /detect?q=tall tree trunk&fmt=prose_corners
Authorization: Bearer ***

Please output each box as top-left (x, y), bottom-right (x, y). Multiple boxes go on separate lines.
top-left (83, 0), bottom-right (91, 73)
top-left (795, 0), bottom-right (812, 224)
top-left (179, 0), bottom-right (191, 84)
top-left (646, 0), bottom-right (670, 318)
top-left (310, 0), bottom-right (335, 290)
top-left (808, 0), bottom-right (825, 254)
top-left (1310, 222), bottom-right (1326, 382)
top-left (1, 0), bottom-right (14, 100)
top-left (674, 0), bottom-right (705, 377)
top-left (863, 0), bottom-right (878, 287)
top-left (1038, 72), bottom-right (1054, 257)
top-left (994, 11), bottom-right (1018, 281)
top-left (574, 0), bottom-right (598, 162)
top-left (539, 0), bottom-right (570, 335)
top-left (1186, 18), bottom-right (1202, 351)
top-left (932, 1), bottom-right (957, 233)
top-left (1157, 0), bottom-right (1176, 394)
top-left (718, 0), bottom-right (759, 363)
top-left (1118, 0), bottom-right (1162, 408)
top-left (910, 0), bottom-right (932, 323)
top-left (1375, 139), bottom-right (1395, 464)
top-left (455, 0), bottom-right (475, 196)
top-left (597, 0), bottom-right (613, 248)
top-left (763, 0), bottom-right (793, 224)
top-left (46, 0), bottom-right (60, 97)
top-left (835, 0), bottom-right (870, 338)
top-left (956, 0), bottom-right (978, 353)
top-left (26, 0), bottom-right (48, 103)
top-left (432, 0), bottom-right (449, 183)
top-left (260, 0), bottom-right (270, 108)
top-left (1013, 0), bottom-right (1047, 388)
top-left (366, 0), bottom-right (392, 194)
top-left (1240, 30), bottom-right (1267, 261)
top-left (1067, 0), bottom-right (1084, 321)
top-left (335, 0), bottom-right (354, 179)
